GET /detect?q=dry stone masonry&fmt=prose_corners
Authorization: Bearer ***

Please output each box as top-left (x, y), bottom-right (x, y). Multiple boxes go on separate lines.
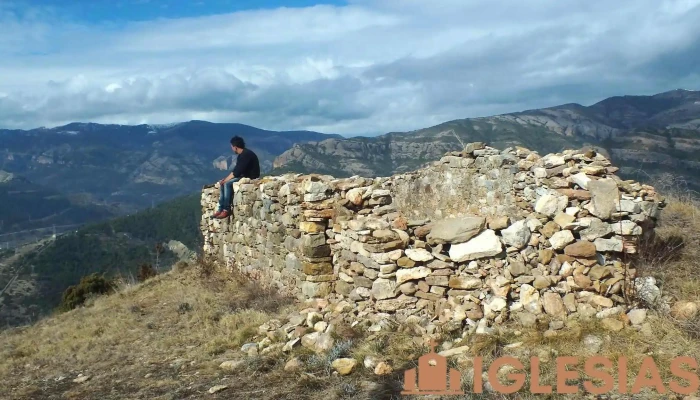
top-left (201, 142), bottom-right (664, 340)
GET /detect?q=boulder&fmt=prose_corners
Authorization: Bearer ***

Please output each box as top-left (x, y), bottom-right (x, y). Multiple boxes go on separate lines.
top-left (371, 278), bottom-right (398, 300)
top-left (426, 216), bottom-right (485, 244)
top-left (486, 297), bottom-right (508, 313)
top-left (397, 257), bottom-right (416, 268)
top-left (601, 318), bottom-right (624, 332)
top-left (534, 194), bottom-right (568, 217)
top-left (209, 385), bottom-right (228, 394)
top-left (627, 309), bottom-right (647, 326)
top-left (374, 362), bottom-right (393, 376)
top-left (533, 276), bottom-right (551, 289)
top-left (396, 267), bottom-right (432, 285)
top-left (634, 277), bottom-right (661, 305)
top-left (553, 213), bottom-right (575, 228)
top-left (594, 237), bottom-right (623, 252)
top-left (588, 265), bottom-right (611, 281)
top-left (301, 282), bottom-right (332, 298)
top-left (346, 188), bottom-right (364, 205)
top-left (405, 248), bottom-right (434, 262)
top-left (564, 241), bottom-right (596, 258)
top-left (448, 230), bottom-right (503, 262)
top-left (414, 224), bottom-right (433, 239)
top-left (331, 358), bottom-right (358, 375)
top-left (501, 220), bottom-right (531, 249)
top-left (508, 260), bottom-right (530, 277)
top-left (301, 332), bottom-right (335, 353)
top-left (612, 220), bottom-right (642, 236)
top-left (438, 345), bottom-right (471, 357)
top-left (487, 216), bottom-right (510, 230)
top-left (448, 276), bottom-right (482, 290)
top-left (375, 295), bottom-right (418, 312)
top-left (671, 301), bottom-right (698, 321)
top-left (549, 230), bottom-right (575, 250)
top-left (542, 292), bottom-right (566, 318)
top-left (520, 284), bottom-right (541, 314)
top-left (300, 221), bottom-right (326, 233)
top-left (587, 179), bottom-right (620, 220)
top-left (579, 218), bottom-right (612, 241)
top-left (582, 335), bottom-right (603, 354)
top-left (570, 172), bottom-right (592, 189)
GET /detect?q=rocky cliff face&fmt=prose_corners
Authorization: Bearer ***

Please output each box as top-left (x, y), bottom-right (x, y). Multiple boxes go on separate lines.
top-left (273, 90), bottom-right (700, 191)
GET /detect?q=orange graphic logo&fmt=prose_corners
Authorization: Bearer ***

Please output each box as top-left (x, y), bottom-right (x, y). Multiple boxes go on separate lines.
top-left (401, 340), bottom-right (464, 395)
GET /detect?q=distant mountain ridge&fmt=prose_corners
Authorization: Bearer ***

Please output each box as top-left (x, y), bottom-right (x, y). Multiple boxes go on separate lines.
top-left (0, 121), bottom-right (340, 215)
top-left (272, 89), bottom-right (700, 191)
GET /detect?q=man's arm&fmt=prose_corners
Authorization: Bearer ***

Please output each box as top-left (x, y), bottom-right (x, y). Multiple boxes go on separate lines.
top-left (219, 151), bottom-right (249, 184)
top-left (219, 171), bottom-right (234, 184)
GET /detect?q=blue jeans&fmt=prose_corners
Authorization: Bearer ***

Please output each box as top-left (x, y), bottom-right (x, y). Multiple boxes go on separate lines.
top-left (218, 177), bottom-right (240, 212)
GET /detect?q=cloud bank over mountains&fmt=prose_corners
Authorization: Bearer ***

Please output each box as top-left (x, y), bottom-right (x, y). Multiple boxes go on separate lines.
top-left (1, 0), bottom-right (699, 134)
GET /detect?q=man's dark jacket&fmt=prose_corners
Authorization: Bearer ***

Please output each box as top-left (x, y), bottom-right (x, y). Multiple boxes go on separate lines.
top-left (233, 148), bottom-right (260, 179)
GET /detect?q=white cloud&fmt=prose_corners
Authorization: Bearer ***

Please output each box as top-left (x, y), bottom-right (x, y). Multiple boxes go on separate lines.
top-left (0, 0), bottom-right (699, 134)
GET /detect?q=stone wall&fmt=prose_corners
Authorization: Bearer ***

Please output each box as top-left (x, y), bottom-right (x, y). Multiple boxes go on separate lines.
top-left (201, 142), bottom-right (664, 332)
top-left (390, 143), bottom-right (521, 220)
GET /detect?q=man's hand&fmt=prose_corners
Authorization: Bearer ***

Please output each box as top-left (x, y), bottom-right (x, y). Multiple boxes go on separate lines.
top-left (219, 173), bottom-right (234, 185)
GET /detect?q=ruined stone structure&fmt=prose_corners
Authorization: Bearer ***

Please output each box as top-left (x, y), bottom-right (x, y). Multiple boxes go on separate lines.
top-left (200, 142), bottom-right (663, 336)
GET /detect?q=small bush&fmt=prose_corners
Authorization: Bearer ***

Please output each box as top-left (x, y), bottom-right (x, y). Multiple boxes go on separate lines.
top-left (58, 273), bottom-right (115, 312)
top-left (177, 302), bottom-right (192, 314)
top-left (195, 256), bottom-right (217, 278)
top-left (677, 315), bottom-right (700, 340)
top-left (336, 383), bottom-right (358, 399)
top-left (172, 260), bottom-right (189, 273)
top-left (137, 263), bottom-right (157, 282)
top-left (306, 339), bottom-right (355, 376)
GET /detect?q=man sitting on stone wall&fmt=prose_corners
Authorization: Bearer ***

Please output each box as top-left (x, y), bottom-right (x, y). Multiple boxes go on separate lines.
top-left (212, 135), bottom-right (260, 219)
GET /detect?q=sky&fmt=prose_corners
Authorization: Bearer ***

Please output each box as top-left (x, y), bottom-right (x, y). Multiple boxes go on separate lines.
top-left (1, 0), bottom-right (699, 135)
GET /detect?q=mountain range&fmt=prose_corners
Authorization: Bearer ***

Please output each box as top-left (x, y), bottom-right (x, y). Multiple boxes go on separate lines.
top-left (0, 121), bottom-right (339, 235)
top-left (1, 89), bottom-right (698, 238)
top-left (272, 89), bottom-right (700, 192)
top-left (0, 121), bottom-right (339, 210)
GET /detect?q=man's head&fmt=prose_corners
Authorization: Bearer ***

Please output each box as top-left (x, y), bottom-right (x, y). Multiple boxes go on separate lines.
top-left (230, 136), bottom-right (245, 154)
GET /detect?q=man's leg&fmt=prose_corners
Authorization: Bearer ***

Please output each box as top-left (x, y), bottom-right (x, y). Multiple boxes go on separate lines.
top-left (218, 181), bottom-right (230, 212)
top-left (217, 184), bottom-right (226, 213)
top-left (216, 178), bottom-right (240, 218)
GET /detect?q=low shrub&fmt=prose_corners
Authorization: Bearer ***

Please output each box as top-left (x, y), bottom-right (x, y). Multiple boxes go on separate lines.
top-left (58, 273), bottom-right (115, 312)
top-left (137, 263), bottom-right (157, 282)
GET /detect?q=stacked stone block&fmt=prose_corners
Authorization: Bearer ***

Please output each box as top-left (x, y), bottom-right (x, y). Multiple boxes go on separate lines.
top-left (201, 142), bottom-right (664, 332)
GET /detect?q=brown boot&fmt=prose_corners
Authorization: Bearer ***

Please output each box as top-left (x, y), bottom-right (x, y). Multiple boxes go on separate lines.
top-left (215, 210), bottom-right (230, 219)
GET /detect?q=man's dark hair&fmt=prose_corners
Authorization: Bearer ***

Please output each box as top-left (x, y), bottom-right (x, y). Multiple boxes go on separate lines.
top-left (230, 136), bottom-right (245, 149)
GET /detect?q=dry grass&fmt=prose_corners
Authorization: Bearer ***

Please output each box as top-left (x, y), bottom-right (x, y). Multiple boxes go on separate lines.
top-left (0, 263), bottom-right (297, 400)
top-left (634, 194), bottom-right (700, 342)
top-left (636, 194), bottom-right (700, 302)
top-left (2, 264), bottom-right (699, 399)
